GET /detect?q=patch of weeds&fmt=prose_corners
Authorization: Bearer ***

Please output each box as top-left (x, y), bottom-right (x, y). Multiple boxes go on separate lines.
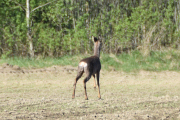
top-left (1, 50), bottom-right (180, 71)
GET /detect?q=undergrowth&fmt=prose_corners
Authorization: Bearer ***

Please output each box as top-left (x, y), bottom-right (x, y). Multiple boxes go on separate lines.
top-left (0, 50), bottom-right (180, 72)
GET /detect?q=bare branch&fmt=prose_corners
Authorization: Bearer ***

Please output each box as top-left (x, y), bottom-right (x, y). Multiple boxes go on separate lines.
top-left (31, 0), bottom-right (56, 13)
top-left (10, 0), bottom-right (26, 11)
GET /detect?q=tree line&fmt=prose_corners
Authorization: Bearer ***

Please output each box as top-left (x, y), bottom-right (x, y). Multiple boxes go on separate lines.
top-left (0, 0), bottom-right (180, 57)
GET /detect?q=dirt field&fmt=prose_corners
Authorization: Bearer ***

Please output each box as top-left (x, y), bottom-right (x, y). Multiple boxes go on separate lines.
top-left (0, 64), bottom-right (180, 120)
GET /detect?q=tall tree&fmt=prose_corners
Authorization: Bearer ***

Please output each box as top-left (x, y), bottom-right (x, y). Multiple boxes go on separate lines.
top-left (26, 0), bottom-right (56, 57)
top-left (26, 0), bottom-right (34, 57)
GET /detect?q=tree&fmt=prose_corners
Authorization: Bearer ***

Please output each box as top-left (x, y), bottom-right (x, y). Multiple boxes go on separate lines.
top-left (26, 0), bottom-right (56, 57)
top-left (26, 0), bottom-right (33, 57)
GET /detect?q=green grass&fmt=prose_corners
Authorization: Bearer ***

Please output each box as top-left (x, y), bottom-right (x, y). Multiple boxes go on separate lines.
top-left (0, 50), bottom-right (180, 72)
top-left (0, 55), bottom-right (87, 68)
top-left (101, 50), bottom-right (180, 72)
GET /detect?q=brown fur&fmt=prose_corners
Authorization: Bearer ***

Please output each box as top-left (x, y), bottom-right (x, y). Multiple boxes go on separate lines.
top-left (72, 36), bottom-right (102, 100)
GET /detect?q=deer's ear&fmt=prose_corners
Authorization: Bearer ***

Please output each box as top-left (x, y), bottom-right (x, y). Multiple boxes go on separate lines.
top-left (92, 36), bottom-right (94, 42)
top-left (92, 36), bottom-right (98, 42)
top-left (98, 35), bottom-right (102, 42)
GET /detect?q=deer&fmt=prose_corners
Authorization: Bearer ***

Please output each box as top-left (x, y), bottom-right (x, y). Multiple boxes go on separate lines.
top-left (72, 35), bottom-right (102, 100)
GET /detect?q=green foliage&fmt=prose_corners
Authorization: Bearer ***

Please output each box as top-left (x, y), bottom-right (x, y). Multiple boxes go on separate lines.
top-left (0, 0), bottom-right (180, 57)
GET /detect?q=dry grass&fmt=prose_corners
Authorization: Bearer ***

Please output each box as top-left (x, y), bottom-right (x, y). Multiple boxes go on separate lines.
top-left (0, 67), bottom-right (180, 119)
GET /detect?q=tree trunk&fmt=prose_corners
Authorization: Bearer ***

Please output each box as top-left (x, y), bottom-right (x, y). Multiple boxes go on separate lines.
top-left (26, 0), bottom-right (34, 57)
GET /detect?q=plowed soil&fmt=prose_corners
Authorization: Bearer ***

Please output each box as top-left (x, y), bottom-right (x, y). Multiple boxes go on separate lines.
top-left (0, 64), bottom-right (180, 119)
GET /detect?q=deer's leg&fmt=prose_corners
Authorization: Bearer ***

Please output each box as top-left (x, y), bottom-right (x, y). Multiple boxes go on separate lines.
top-left (96, 72), bottom-right (101, 99)
top-left (93, 75), bottom-right (96, 89)
top-left (83, 75), bottom-right (91, 100)
top-left (72, 70), bottom-right (83, 99)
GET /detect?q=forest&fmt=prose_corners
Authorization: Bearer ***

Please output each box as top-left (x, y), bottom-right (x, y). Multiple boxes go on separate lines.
top-left (0, 0), bottom-right (180, 58)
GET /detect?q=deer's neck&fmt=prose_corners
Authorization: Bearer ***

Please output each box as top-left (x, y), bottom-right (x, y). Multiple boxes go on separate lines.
top-left (94, 43), bottom-right (100, 57)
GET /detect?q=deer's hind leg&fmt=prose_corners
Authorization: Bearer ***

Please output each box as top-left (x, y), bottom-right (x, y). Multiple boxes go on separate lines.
top-left (83, 75), bottom-right (91, 100)
top-left (72, 68), bottom-right (84, 99)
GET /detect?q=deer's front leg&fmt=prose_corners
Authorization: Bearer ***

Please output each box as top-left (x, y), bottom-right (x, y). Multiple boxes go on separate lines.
top-left (93, 75), bottom-right (96, 89)
top-left (96, 72), bottom-right (101, 99)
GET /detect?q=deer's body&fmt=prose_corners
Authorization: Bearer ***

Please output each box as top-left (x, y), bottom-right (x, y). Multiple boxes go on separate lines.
top-left (79, 56), bottom-right (101, 75)
top-left (72, 36), bottom-right (102, 100)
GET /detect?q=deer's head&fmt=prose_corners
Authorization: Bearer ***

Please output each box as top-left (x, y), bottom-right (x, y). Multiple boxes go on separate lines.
top-left (92, 35), bottom-right (102, 48)
top-left (92, 35), bottom-right (102, 57)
